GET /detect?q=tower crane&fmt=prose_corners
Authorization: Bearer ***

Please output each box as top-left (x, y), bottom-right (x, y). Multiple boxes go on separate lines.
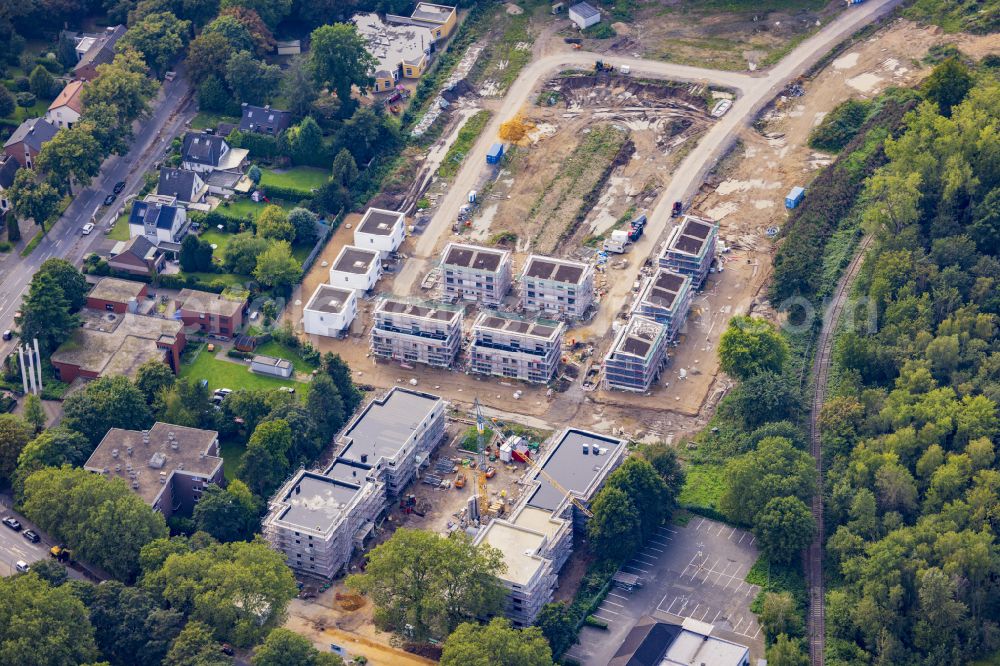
top-left (487, 416), bottom-right (594, 518)
top-left (473, 398), bottom-right (490, 518)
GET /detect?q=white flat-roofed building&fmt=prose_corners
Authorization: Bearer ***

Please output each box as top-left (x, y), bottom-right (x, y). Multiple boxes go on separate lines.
top-left (263, 388), bottom-right (446, 578)
top-left (609, 617), bottom-right (750, 666)
top-left (354, 207), bottom-right (405, 259)
top-left (658, 215), bottom-right (718, 287)
top-left (329, 245), bottom-right (381, 293)
top-left (632, 268), bottom-right (693, 341)
top-left (521, 254), bottom-right (594, 319)
top-left (469, 312), bottom-right (564, 384)
top-left (304, 284), bottom-right (358, 337)
top-left (569, 1), bottom-right (601, 29)
top-left (440, 242), bottom-right (512, 306)
top-left (371, 299), bottom-right (463, 368)
top-left (603, 316), bottom-right (668, 392)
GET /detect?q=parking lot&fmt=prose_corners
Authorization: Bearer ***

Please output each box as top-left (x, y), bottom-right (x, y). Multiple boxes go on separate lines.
top-left (565, 516), bottom-right (764, 665)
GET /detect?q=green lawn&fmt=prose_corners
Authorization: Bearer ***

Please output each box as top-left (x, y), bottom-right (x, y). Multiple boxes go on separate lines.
top-left (219, 440), bottom-right (246, 481)
top-left (181, 272), bottom-right (249, 287)
top-left (107, 220), bottom-right (130, 241)
top-left (677, 463), bottom-right (728, 512)
top-left (199, 228), bottom-right (231, 255)
top-left (1, 98), bottom-right (51, 125)
top-left (179, 345), bottom-right (309, 395)
top-left (191, 111), bottom-right (239, 131)
top-left (219, 198), bottom-right (296, 220)
top-left (255, 340), bottom-right (318, 374)
top-left (261, 167), bottom-right (329, 193)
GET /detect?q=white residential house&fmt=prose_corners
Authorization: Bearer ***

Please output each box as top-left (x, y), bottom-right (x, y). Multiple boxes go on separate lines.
top-left (128, 196), bottom-right (188, 249)
top-left (303, 284), bottom-right (358, 337)
top-left (569, 2), bottom-right (601, 29)
top-left (180, 132), bottom-right (248, 174)
top-left (45, 80), bottom-right (85, 129)
top-left (354, 208), bottom-right (405, 259)
top-left (329, 245), bottom-right (382, 293)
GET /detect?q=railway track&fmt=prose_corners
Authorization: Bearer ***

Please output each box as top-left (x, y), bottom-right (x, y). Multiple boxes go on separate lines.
top-left (806, 235), bottom-right (873, 665)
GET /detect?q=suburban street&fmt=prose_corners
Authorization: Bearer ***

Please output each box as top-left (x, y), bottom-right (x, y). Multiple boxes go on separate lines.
top-left (0, 72), bottom-right (195, 359)
top-left (397, 0), bottom-right (903, 304)
top-left (0, 495), bottom-right (87, 581)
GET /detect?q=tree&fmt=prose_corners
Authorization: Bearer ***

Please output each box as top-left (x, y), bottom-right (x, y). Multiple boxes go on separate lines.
top-left (83, 50), bottom-right (157, 123)
top-left (82, 101), bottom-right (133, 156)
top-left (203, 13), bottom-right (255, 53)
top-left (640, 443), bottom-right (685, 501)
top-left (22, 467), bottom-right (169, 581)
top-left (7, 168), bottom-right (61, 231)
top-left (193, 481), bottom-right (260, 542)
top-left (185, 31), bottom-right (234, 85)
top-left (19, 271), bottom-right (79, 352)
top-left (225, 50), bottom-right (281, 105)
top-left (603, 457), bottom-right (674, 543)
top-left (22, 394), bottom-right (45, 434)
top-left (725, 370), bottom-right (800, 429)
top-left (180, 0), bottom-right (219, 27)
top-left (321, 352), bottom-right (361, 413)
top-left (222, 232), bottom-right (268, 274)
top-left (158, 377), bottom-right (218, 430)
top-left (282, 55), bottom-right (317, 119)
top-left (310, 23), bottom-right (376, 116)
top-left (247, 164), bottom-right (261, 185)
top-left (36, 258), bottom-right (88, 310)
top-left (766, 634), bottom-right (809, 666)
top-left (287, 207), bottom-right (317, 246)
top-left (255, 205), bottom-right (294, 241)
top-left (719, 436), bottom-right (816, 525)
top-left (12, 427), bottom-right (91, 501)
top-left (339, 106), bottom-right (396, 164)
top-left (219, 0), bottom-right (291, 28)
top-left (923, 57), bottom-right (973, 118)
top-left (759, 592), bottom-right (803, 641)
top-left (0, 414), bottom-right (32, 487)
top-left (588, 486), bottom-right (641, 561)
top-left (347, 529), bottom-right (506, 641)
top-left (441, 618), bottom-right (555, 666)
top-left (0, 84), bottom-right (14, 118)
top-left (306, 374), bottom-right (344, 445)
top-left (219, 6), bottom-right (275, 54)
top-left (0, 573), bottom-right (99, 664)
top-left (5, 215), bottom-right (20, 242)
top-left (118, 12), bottom-right (192, 76)
top-left (62, 376), bottom-right (154, 446)
top-left (330, 148), bottom-right (358, 189)
top-left (253, 241), bottom-right (302, 290)
top-left (288, 116), bottom-right (325, 166)
top-left (36, 122), bottom-right (104, 193)
top-left (28, 64), bottom-right (55, 98)
top-left (143, 539), bottom-right (298, 646)
top-left (197, 74), bottom-right (236, 114)
top-left (971, 188), bottom-right (1000, 256)
top-left (84, 580), bottom-right (184, 666)
top-left (29, 558), bottom-right (68, 587)
top-left (718, 315), bottom-right (788, 380)
top-left (754, 496), bottom-right (815, 564)
top-left (252, 628), bottom-right (344, 666)
top-left (535, 602), bottom-right (577, 658)
top-left (180, 234), bottom-right (214, 272)
top-left (237, 419), bottom-right (292, 497)
top-left (218, 389), bottom-right (271, 442)
top-left (164, 621), bottom-right (232, 666)
top-left (135, 360), bottom-right (177, 405)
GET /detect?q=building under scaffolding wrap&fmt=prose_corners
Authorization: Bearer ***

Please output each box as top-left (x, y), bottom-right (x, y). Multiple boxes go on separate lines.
top-left (602, 316), bottom-right (669, 392)
top-left (658, 215), bottom-right (718, 287)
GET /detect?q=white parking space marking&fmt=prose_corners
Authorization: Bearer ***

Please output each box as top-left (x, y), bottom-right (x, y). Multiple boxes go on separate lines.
top-left (624, 564), bottom-right (650, 574)
top-left (598, 606), bottom-right (621, 615)
top-left (712, 609), bottom-right (721, 623)
top-left (660, 526), bottom-right (678, 535)
top-left (608, 592), bottom-right (629, 601)
top-left (738, 532), bottom-right (747, 544)
top-left (645, 545), bottom-right (665, 554)
top-left (603, 599), bottom-right (624, 608)
top-left (593, 613), bottom-right (616, 623)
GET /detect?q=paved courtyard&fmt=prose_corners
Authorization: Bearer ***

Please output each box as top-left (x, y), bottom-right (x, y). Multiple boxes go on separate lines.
top-left (565, 516), bottom-right (764, 665)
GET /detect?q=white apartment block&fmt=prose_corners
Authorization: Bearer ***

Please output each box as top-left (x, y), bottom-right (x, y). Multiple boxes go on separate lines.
top-left (521, 255), bottom-right (594, 319)
top-left (440, 243), bottom-right (512, 306)
top-left (329, 245), bottom-right (381, 293)
top-left (263, 388), bottom-right (445, 579)
top-left (371, 299), bottom-right (464, 368)
top-left (303, 284), bottom-right (358, 337)
top-left (469, 312), bottom-right (564, 384)
top-left (354, 208), bottom-right (405, 259)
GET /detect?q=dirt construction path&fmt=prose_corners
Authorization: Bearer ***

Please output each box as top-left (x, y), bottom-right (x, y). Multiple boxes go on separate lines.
top-left (396, 0), bottom-right (904, 327)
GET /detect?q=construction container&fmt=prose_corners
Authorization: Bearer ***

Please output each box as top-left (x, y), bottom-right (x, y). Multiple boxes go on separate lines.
top-left (785, 186), bottom-right (805, 209)
top-left (603, 229), bottom-right (629, 254)
top-left (486, 143), bottom-right (505, 164)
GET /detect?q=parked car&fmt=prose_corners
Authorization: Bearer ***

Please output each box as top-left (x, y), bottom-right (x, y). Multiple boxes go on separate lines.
top-left (103, 193), bottom-right (116, 206)
top-left (3, 517), bottom-right (22, 531)
top-left (671, 201), bottom-right (683, 217)
top-left (81, 223), bottom-right (95, 235)
top-left (15, 561), bottom-right (29, 573)
top-left (22, 530), bottom-right (39, 543)
top-left (113, 180), bottom-right (126, 194)
top-left (2, 329), bottom-right (11, 341)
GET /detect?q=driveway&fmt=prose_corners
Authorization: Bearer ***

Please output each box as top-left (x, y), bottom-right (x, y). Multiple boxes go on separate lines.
top-left (565, 517), bottom-right (764, 665)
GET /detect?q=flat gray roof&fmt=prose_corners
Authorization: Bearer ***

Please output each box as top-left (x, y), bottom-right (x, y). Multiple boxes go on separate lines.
top-left (306, 284), bottom-right (354, 314)
top-left (377, 299), bottom-right (462, 323)
top-left (667, 216), bottom-right (716, 257)
top-left (358, 208), bottom-right (404, 236)
top-left (338, 388), bottom-right (442, 466)
top-left (524, 255), bottom-right (588, 285)
top-left (639, 269), bottom-right (690, 311)
top-left (443, 243), bottom-right (509, 272)
top-left (474, 312), bottom-right (562, 341)
top-left (610, 317), bottom-right (666, 359)
top-left (277, 472), bottom-right (362, 531)
top-left (332, 246), bottom-right (379, 274)
top-left (527, 429), bottom-right (625, 512)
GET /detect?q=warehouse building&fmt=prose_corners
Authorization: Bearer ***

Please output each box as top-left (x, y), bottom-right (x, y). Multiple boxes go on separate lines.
top-left (520, 255), bottom-right (594, 319)
top-left (469, 312), bottom-right (564, 384)
top-left (631, 268), bottom-right (693, 341)
top-left (328, 245), bottom-right (382, 293)
top-left (440, 242), bottom-right (512, 306)
top-left (476, 428), bottom-right (627, 626)
top-left (371, 299), bottom-right (463, 368)
top-left (658, 215), bottom-right (718, 287)
top-left (263, 388), bottom-right (445, 578)
top-left (603, 316), bottom-right (668, 392)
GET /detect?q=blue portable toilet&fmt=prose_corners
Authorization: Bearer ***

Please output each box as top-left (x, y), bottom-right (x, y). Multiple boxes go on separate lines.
top-left (486, 143), bottom-right (504, 164)
top-left (785, 186), bottom-right (805, 209)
